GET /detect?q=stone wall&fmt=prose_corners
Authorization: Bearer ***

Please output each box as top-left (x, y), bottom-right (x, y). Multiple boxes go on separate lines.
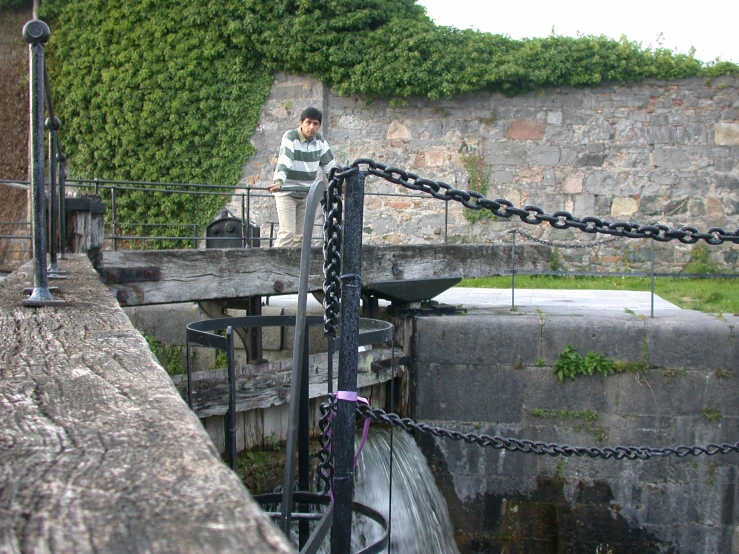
top-left (412, 310), bottom-right (739, 553)
top-left (235, 73), bottom-right (739, 273)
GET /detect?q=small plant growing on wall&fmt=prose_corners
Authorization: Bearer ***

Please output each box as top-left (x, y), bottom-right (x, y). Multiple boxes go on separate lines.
top-left (461, 146), bottom-right (494, 224)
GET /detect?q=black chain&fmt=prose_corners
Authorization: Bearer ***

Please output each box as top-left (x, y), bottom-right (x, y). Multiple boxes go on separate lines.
top-left (322, 167), bottom-right (348, 337)
top-left (346, 158), bottom-right (739, 245)
top-left (514, 229), bottom-right (622, 249)
top-left (358, 405), bottom-right (739, 460)
top-left (316, 398), bottom-right (334, 493)
top-left (317, 159), bottom-right (739, 477)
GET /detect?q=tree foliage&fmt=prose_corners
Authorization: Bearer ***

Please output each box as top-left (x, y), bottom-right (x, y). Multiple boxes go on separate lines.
top-left (37, 0), bottom-right (738, 242)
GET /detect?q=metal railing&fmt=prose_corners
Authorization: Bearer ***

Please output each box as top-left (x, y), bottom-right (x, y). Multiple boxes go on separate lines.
top-left (20, 19), bottom-right (67, 306)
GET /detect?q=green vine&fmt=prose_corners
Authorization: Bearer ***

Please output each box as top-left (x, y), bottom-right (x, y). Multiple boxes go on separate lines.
top-left (33, 0), bottom-right (738, 239)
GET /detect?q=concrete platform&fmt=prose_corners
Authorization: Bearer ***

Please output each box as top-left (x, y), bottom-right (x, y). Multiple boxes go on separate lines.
top-left (267, 287), bottom-right (682, 315)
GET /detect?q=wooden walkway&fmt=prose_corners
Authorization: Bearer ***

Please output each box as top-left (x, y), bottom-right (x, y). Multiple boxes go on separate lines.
top-left (102, 243), bottom-right (548, 305)
top-left (0, 255), bottom-right (292, 553)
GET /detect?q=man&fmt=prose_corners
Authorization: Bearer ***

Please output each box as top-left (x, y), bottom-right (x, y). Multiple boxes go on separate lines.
top-left (267, 107), bottom-right (336, 247)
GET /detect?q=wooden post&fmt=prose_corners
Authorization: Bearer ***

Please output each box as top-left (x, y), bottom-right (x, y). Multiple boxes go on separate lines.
top-left (65, 194), bottom-right (105, 268)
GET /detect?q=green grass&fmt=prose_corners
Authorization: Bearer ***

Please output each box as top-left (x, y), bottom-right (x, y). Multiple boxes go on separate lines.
top-left (459, 275), bottom-right (739, 314)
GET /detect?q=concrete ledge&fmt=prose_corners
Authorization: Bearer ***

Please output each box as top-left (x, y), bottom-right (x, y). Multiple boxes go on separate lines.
top-left (412, 311), bottom-right (739, 553)
top-left (0, 256), bottom-right (292, 553)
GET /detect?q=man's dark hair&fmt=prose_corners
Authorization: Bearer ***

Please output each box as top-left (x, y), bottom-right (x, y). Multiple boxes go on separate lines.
top-left (300, 107), bottom-right (323, 123)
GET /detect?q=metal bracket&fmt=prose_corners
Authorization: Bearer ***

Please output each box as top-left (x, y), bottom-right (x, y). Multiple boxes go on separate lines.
top-left (370, 356), bottom-right (411, 374)
top-left (98, 266), bottom-right (160, 284)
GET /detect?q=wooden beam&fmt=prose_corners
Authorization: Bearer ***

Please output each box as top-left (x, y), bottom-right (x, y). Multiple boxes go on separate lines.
top-left (172, 349), bottom-right (398, 418)
top-left (102, 243), bottom-right (549, 305)
top-left (0, 255), bottom-right (293, 553)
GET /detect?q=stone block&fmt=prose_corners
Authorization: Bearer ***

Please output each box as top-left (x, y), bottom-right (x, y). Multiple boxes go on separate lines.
top-left (532, 145), bottom-right (561, 166)
top-left (715, 123), bottom-right (739, 146)
top-left (561, 172), bottom-right (584, 194)
top-left (646, 315), bottom-right (732, 371)
top-left (580, 116), bottom-right (614, 142)
top-left (546, 111), bottom-right (562, 125)
top-left (573, 194), bottom-right (595, 218)
top-left (573, 152), bottom-right (607, 167)
top-left (124, 302), bottom-right (206, 345)
top-left (653, 147), bottom-right (691, 170)
top-left (584, 171), bottom-right (618, 195)
top-left (505, 119), bottom-right (545, 140)
top-left (386, 120), bottom-right (411, 141)
top-left (414, 362), bottom-right (526, 423)
top-left (650, 114), bottom-right (670, 126)
top-left (647, 126), bottom-right (678, 145)
top-left (270, 84), bottom-right (303, 100)
top-left (611, 197), bottom-right (638, 217)
top-left (416, 315), bottom-right (542, 367)
top-left (487, 142), bottom-right (526, 166)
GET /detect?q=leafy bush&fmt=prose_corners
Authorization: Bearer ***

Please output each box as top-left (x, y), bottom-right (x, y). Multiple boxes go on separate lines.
top-left (0, 0), bottom-right (30, 9)
top-left (36, 0), bottom-right (739, 236)
top-left (553, 345), bottom-right (615, 382)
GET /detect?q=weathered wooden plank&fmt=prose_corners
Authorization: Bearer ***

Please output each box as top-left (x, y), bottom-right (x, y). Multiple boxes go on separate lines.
top-left (173, 348), bottom-right (397, 418)
top-left (102, 244), bottom-right (548, 305)
top-left (0, 255), bottom-right (293, 553)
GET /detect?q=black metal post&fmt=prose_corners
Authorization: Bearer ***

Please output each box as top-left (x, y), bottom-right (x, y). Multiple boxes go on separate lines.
top-left (23, 20), bottom-right (64, 307)
top-left (241, 194), bottom-right (246, 248)
top-left (331, 171), bottom-right (365, 554)
top-left (511, 231), bottom-right (516, 310)
top-left (650, 238), bottom-right (655, 319)
top-left (225, 326), bottom-right (237, 470)
top-left (298, 328), bottom-right (310, 549)
top-left (46, 116), bottom-right (63, 275)
top-left (58, 152), bottom-right (67, 259)
top-left (112, 187), bottom-right (117, 251)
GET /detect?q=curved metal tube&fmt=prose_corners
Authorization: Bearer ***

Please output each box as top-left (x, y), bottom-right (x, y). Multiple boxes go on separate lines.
top-left (281, 179), bottom-right (327, 534)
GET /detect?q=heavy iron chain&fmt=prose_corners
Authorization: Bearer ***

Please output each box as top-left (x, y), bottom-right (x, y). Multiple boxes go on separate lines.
top-left (348, 158), bottom-right (739, 245)
top-left (513, 229), bottom-right (622, 249)
top-left (316, 159), bottom-right (739, 474)
top-left (322, 167), bottom-right (349, 337)
top-left (357, 405), bottom-right (739, 460)
top-left (315, 398), bottom-right (334, 493)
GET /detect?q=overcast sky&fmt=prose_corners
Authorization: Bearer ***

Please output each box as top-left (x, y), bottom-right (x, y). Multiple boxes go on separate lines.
top-left (416, 0), bottom-right (737, 63)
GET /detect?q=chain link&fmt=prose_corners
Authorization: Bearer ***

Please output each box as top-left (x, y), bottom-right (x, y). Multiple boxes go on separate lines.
top-left (316, 159), bottom-right (739, 478)
top-left (322, 167), bottom-right (346, 337)
top-left (346, 158), bottom-right (739, 245)
top-left (514, 229), bottom-right (623, 249)
top-left (357, 405), bottom-right (739, 460)
top-left (316, 398), bottom-right (334, 493)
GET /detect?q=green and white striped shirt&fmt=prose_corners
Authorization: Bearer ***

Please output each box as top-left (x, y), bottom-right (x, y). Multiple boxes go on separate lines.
top-left (273, 128), bottom-right (336, 192)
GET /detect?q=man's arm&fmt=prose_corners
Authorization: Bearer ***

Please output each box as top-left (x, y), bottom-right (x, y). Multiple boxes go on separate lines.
top-left (268, 132), bottom-right (294, 193)
top-left (319, 139), bottom-right (336, 176)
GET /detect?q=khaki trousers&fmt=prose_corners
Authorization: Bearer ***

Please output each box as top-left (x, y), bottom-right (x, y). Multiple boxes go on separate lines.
top-left (274, 191), bottom-right (307, 248)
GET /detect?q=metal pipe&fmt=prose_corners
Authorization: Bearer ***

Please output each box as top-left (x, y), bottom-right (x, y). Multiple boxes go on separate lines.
top-left (280, 179), bottom-right (327, 534)
top-left (226, 326), bottom-right (236, 470)
top-left (650, 238), bottom-right (655, 319)
top-left (511, 231), bottom-right (516, 310)
top-left (22, 20), bottom-right (63, 307)
top-left (246, 188), bottom-right (251, 246)
top-left (111, 187), bottom-right (117, 251)
top-left (331, 170), bottom-right (365, 554)
top-left (298, 330), bottom-right (310, 549)
top-left (241, 194), bottom-right (246, 248)
top-left (46, 117), bottom-right (62, 274)
top-left (58, 152), bottom-right (67, 258)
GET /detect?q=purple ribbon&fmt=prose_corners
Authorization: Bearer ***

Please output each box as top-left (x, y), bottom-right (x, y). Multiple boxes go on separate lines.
top-left (328, 391), bottom-right (372, 504)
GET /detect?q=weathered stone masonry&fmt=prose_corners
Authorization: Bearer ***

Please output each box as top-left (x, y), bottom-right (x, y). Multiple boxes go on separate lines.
top-left (236, 73), bottom-right (739, 273)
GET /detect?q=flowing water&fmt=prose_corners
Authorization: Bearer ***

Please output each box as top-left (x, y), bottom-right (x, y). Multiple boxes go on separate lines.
top-left (319, 426), bottom-right (460, 553)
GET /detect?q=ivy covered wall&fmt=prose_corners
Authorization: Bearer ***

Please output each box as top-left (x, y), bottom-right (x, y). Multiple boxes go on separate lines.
top-left (9, 0), bottom-right (736, 238)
